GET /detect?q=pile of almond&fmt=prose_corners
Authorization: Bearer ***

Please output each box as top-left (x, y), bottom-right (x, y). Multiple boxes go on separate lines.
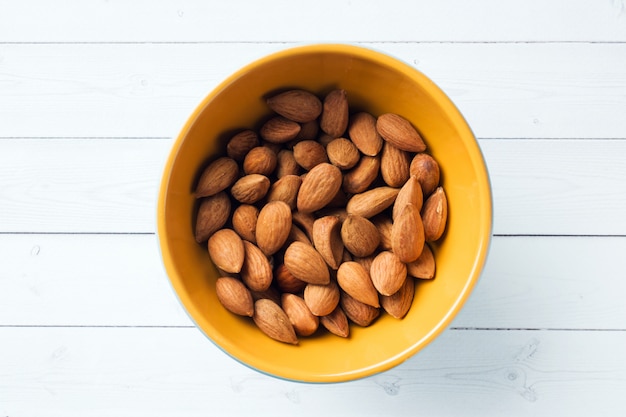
top-left (194, 88), bottom-right (447, 344)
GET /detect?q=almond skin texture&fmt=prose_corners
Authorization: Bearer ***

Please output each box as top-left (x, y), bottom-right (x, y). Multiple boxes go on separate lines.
top-left (304, 280), bottom-right (340, 316)
top-left (195, 157), bottom-right (240, 198)
top-left (195, 191), bottom-right (231, 243)
top-left (336, 261), bottom-right (380, 308)
top-left (255, 201), bottom-right (292, 256)
top-left (371, 214), bottom-right (393, 251)
top-left (243, 146), bottom-right (277, 176)
top-left (231, 204), bottom-right (259, 243)
top-left (312, 215), bottom-right (344, 270)
top-left (342, 155), bottom-right (381, 194)
top-left (348, 112), bottom-right (383, 156)
top-left (370, 250), bottom-right (408, 296)
top-left (215, 276), bottom-right (254, 317)
top-left (380, 141), bottom-right (411, 188)
top-left (410, 153), bottom-right (440, 197)
top-left (346, 186), bottom-right (400, 219)
top-left (326, 138), bottom-right (360, 170)
top-left (320, 89), bottom-right (349, 138)
top-left (241, 241), bottom-right (273, 292)
top-left (226, 130), bottom-right (260, 162)
top-left (281, 293), bottom-right (319, 336)
top-left (207, 229), bottom-right (245, 274)
top-left (276, 149), bottom-right (301, 178)
top-left (407, 243), bottom-right (436, 279)
top-left (341, 215), bottom-right (380, 258)
top-left (260, 116), bottom-right (301, 144)
top-left (283, 241), bottom-right (331, 285)
top-left (380, 275), bottom-right (415, 319)
top-left (287, 224), bottom-right (312, 246)
top-left (319, 306), bottom-right (350, 338)
top-left (274, 263), bottom-right (307, 293)
top-left (266, 174), bottom-right (302, 210)
top-left (296, 163), bottom-right (343, 213)
top-left (266, 89), bottom-right (323, 123)
top-left (376, 113), bottom-right (426, 153)
top-left (294, 119), bottom-right (320, 142)
top-left (340, 291), bottom-right (380, 327)
top-left (422, 186), bottom-right (448, 241)
top-left (391, 203), bottom-right (425, 263)
top-left (253, 298), bottom-right (298, 345)
top-left (392, 175), bottom-right (423, 220)
top-left (293, 140), bottom-right (329, 170)
top-left (230, 174), bottom-right (271, 204)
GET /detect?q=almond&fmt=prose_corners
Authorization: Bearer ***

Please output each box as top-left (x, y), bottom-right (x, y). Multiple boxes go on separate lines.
top-left (255, 201), bottom-right (292, 256)
top-left (215, 276), bottom-right (254, 317)
top-left (296, 163), bottom-right (343, 213)
top-left (241, 240), bottom-right (273, 292)
top-left (392, 175), bottom-right (423, 220)
top-left (231, 204), bottom-right (259, 243)
top-left (326, 138), bottom-right (360, 170)
top-left (340, 291), bottom-right (380, 327)
top-left (294, 119), bottom-right (320, 142)
top-left (348, 112), bottom-right (383, 156)
top-left (304, 280), bottom-right (340, 316)
top-left (274, 263), bottom-right (307, 293)
top-left (226, 130), bottom-right (260, 162)
top-left (230, 174), bottom-right (270, 204)
top-left (283, 241), bottom-right (330, 285)
top-left (370, 214), bottom-right (393, 251)
top-left (287, 223), bottom-right (312, 246)
top-left (406, 243), bottom-right (436, 279)
top-left (422, 186), bottom-right (448, 241)
top-left (266, 174), bottom-right (302, 210)
top-left (293, 140), bottom-right (328, 170)
top-left (336, 261), bottom-right (380, 308)
top-left (291, 210), bottom-right (316, 240)
top-left (249, 285), bottom-right (282, 306)
top-left (370, 250), bottom-right (407, 296)
top-left (320, 89), bottom-right (349, 138)
top-left (380, 275), bottom-right (414, 319)
top-left (376, 113), bottom-right (426, 153)
top-left (266, 89), bottom-right (323, 123)
top-left (341, 215), bottom-right (380, 258)
top-left (409, 153), bottom-right (440, 197)
top-left (253, 298), bottom-right (298, 344)
top-left (281, 293), bottom-right (319, 336)
top-left (319, 306), bottom-right (350, 338)
top-left (195, 157), bottom-right (240, 198)
top-left (260, 116), bottom-right (301, 144)
top-left (346, 186), bottom-right (400, 218)
top-left (242, 146), bottom-right (277, 176)
top-left (276, 149), bottom-right (301, 178)
top-left (380, 141), bottom-right (411, 188)
top-left (342, 155), bottom-right (381, 194)
top-left (311, 215), bottom-right (344, 270)
top-left (195, 191), bottom-right (231, 243)
top-left (391, 203), bottom-right (425, 263)
top-left (207, 229), bottom-right (245, 274)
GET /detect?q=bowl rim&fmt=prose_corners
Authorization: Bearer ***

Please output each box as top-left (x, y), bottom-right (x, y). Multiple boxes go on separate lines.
top-left (156, 42), bottom-right (494, 383)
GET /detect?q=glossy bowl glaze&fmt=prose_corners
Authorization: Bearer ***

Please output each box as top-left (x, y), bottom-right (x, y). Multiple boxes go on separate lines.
top-left (157, 44), bottom-right (492, 383)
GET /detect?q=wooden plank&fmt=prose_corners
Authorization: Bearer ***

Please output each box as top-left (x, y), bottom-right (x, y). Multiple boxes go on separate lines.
top-left (0, 327), bottom-right (624, 416)
top-left (1, 138), bottom-right (625, 235)
top-left (1, 235), bottom-right (625, 329)
top-left (1, 0), bottom-right (625, 42)
top-left (1, 43), bottom-right (625, 139)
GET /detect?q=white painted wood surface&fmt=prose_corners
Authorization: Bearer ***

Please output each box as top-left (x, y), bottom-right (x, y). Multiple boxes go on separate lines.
top-left (1, 1), bottom-right (625, 415)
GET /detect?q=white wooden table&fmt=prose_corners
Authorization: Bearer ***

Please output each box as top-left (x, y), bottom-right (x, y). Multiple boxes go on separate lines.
top-left (2, 1), bottom-right (626, 415)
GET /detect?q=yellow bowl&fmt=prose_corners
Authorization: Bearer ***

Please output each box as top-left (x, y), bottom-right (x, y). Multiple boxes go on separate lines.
top-left (157, 44), bottom-right (492, 383)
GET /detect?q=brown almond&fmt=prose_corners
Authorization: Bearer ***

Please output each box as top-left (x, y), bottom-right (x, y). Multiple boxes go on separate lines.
top-left (312, 215), bottom-right (344, 270)
top-left (342, 155), bottom-right (381, 194)
top-left (230, 174), bottom-right (270, 204)
top-left (348, 112), bottom-right (383, 156)
top-left (195, 191), bottom-right (231, 243)
top-left (266, 174), bottom-right (302, 210)
top-left (340, 291), bottom-right (380, 327)
top-left (283, 241), bottom-right (330, 285)
top-left (294, 120), bottom-right (320, 142)
top-left (341, 215), bottom-right (380, 258)
top-left (391, 203), bottom-right (425, 263)
top-left (291, 210), bottom-right (316, 240)
top-left (242, 146), bottom-right (277, 176)
top-left (376, 113), bottom-right (426, 152)
top-left (346, 186), bottom-right (400, 218)
top-left (274, 263), bottom-right (307, 293)
top-left (276, 149), bottom-right (301, 178)
top-left (241, 241), bottom-right (273, 292)
top-left (320, 89), bottom-right (349, 138)
top-left (249, 285), bottom-right (282, 306)
top-left (380, 141), bottom-right (411, 188)
top-left (320, 306), bottom-right (350, 338)
top-left (422, 186), bottom-right (448, 241)
top-left (281, 293), bottom-right (319, 336)
top-left (266, 89), bottom-right (323, 123)
top-left (392, 175), bottom-right (423, 220)
top-left (370, 250), bottom-right (407, 296)
top-left (317, 132), bottom-right (335, 147)
top-left (215, 276), bottom-right (254, 317)
top-left (232, 204), bottom-right (259, 243)
top-left (253, 298), bottom-right (298, 345)
top-left (336, 261), bottom-right (380, 308)
top-left (260, 116), bottom-right (301, 144)
top-left (326, 138), bottom-right (360, 170)
top-left (406, 243), bottom-right (436, 279)
top-left (370, 214), bottom-right (393, 251)
top-left (287, 223), bottom-right (312, 246)
top-left (195, 157), bottom-right (240, 198)
top-left (293, 140), bottom-right (328, 170)
top-left (304, 280), bottom-right (340, 316)
top-left (255, 201), bottom-right (292, 256)
top-left (207, 229), bottom-right (245, 274)
top-left (380, 275), bottom-right (415, 319)
top-left (353, 254), bottom-right (376, 274)
top-left (226, 130), bottom-right (260, 162)
top-left (410, 153), bottom-right (440, 197)
top-left (297, 163), bottom-right (343, 213)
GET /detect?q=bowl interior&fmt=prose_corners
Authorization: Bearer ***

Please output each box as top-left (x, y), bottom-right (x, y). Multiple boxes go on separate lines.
top-left (157, 44), bottom-right (492, 383)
